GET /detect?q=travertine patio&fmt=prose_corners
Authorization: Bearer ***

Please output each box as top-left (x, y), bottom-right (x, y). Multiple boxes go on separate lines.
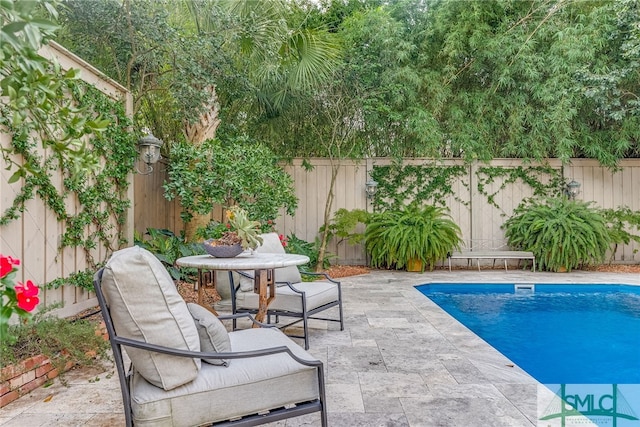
top-left (1, 268), bottom-right (638, 426)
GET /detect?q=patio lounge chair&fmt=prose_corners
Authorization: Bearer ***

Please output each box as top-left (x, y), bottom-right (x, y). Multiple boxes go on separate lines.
top-left (94, 245), bottom-right (327, 427)
top-left (229, 233), bottom-right (344, 350)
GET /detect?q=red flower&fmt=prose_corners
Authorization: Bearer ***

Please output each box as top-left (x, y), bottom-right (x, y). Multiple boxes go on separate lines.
top-left (0, 255), bottom-right (19, 277)
top-left (15, 280), bottom-right (40, 312)
top-left (279, 234), bottom-right (288, 247)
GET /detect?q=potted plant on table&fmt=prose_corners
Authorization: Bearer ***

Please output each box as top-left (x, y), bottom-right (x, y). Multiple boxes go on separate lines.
top-left (203, 206), bottom-right (263, 257)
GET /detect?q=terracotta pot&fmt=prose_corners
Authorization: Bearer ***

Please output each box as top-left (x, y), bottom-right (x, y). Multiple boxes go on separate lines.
top-left (407, 258), bottom-right (423, 272)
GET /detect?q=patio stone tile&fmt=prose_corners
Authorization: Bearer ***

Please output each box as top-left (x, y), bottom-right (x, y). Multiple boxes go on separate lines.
top-left (362, 394), bottom-right (404, 413)
top-left (0, 413), bottom-right (95, 427)
top-left (428, 383), bottom-right (505, 399)
top-left (326, 370), bottom-right (359, 384)
top-left (358, 372), bottom-right (430, 398)
top-left (401, 396), bottom-right (534, 427)
top-left (328, 346), bottom-right (387, 373)
top-left (439, 356), bottom-right (492, 384)
top-left (326, 384), bottom-right (364, 413)
top-left (352, 338), bottom-right (378, 347)
top-left (328, 412), bottom-right (409, 426)
top-left (367, 317), bottom-right (413, 328)
top-left (494, 383), bottom-right (539, 424)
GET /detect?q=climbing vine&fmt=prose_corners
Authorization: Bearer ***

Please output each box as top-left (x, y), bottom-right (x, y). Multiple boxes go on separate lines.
top-left (476, 165), bottom-right (564, 215)
top-left (1, 82), bottom-right (135, 286)
top-left (370, 163), bottom-right (565, 215)
top-left (370, 163), bottom-right (468, 211)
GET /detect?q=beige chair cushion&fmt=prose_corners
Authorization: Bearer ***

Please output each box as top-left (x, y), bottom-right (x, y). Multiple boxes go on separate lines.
top-left (187, 303), bottom-right (231, 366)
top-left (100, 246), bottom-right (200, 390)
top-left (238, 233), bottom-right (302, 291)
top-left (130, 328), bottom-right (320, 426)
top-left (236, 281), bottom-right (338, 313)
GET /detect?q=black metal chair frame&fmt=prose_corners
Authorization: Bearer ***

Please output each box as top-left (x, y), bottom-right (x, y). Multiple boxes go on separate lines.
top-left (94, 268), bottom-right (327, 427)
top-left (229, 271), bottom-right (344, 350)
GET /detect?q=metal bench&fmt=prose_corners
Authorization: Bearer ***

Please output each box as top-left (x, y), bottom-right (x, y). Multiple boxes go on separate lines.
top-left (447, 240), bottom-right (536, 272)
top-left (448, 250), bottom-right (536, 272)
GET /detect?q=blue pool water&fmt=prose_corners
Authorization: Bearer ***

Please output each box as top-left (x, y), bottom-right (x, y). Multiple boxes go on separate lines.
top-left (415, 283), bottom-right (640, 384)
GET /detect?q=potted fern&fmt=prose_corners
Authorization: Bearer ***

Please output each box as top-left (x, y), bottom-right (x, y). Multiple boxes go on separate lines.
top-left (365, 204), bottom-right (462, 272)
top-left (502, 197), bottom-right (611, 272)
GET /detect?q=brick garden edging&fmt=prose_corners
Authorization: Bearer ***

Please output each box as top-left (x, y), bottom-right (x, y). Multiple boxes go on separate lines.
top-left (0, 320), bottom-right (108, 408)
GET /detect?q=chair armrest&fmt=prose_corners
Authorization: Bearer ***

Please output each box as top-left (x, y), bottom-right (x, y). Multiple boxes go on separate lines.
top-left (299, 270), bottom-right (340, 284)
top-left (113, 335), bottom-right (322, 367)
top-left (217, 312), bottom-right (275, 328)
top-left (235, 269), bottom-right (340, 294)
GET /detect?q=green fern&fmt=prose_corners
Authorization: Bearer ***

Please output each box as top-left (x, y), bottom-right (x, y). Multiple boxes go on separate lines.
top-left (365, 204), bottom-right (462, 272)
top-left (503, 197), bottom-right (611, 272)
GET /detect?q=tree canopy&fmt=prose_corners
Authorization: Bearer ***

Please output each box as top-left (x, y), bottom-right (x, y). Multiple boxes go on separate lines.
top-left (53, 0), bottom-right (639, 166)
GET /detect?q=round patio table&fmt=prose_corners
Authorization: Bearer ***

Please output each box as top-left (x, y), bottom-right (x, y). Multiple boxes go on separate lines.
top-left (176, 252), bottom-right (309, 324)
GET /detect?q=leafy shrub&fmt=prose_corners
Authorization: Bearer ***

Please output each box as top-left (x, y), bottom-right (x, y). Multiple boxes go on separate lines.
top-left (320, 208), bottom-right (370, 246)
top-left (0, 310), bottom-right (109, 374)
top-left (503, 197), bottom-right (612, 272)
top-left (600, 206), bottom-right (640, 261)
top-left (134, 228), bottom-right (203, 280)
top-left (195, 220), bottom-right (229, 241)
top-left (284, 234), bottom-right (334, 271)
top-left (365, 204), bottom-right (462, 272)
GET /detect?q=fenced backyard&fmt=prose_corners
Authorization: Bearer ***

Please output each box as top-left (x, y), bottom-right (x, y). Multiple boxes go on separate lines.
top-left (2, 44), bottom-right (639, 321)
top-left (136, 157), bottom-right (640, 266)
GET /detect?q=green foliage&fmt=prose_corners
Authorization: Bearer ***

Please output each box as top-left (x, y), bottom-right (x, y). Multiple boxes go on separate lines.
top-left (503, 198), bottom-right (612, 272)
top-left (321, 208), bottom-right (370, 246)
top-left (134, 228), bottom-right (203, 281)
top-left (475, 165), bottom-right (565, 213)
top-left (226, 206), bottom-right (263, 250)
top-left (46, 270), bottom-right (94, 292)
top-left (371, 164), bottom-right (468, 211)
top-left (600, 207), bottom-right (640, 260)
top-left (284, 234), bottom-right (333, 271)
top-left (195, 221), bottom-right (229, 241)
top-left (365, 204), bottom-right (462, 272)
top-left (1, 0), bottom-right (108, 180)
top-left (0, 309), bottom-right (110, 373)
top-left (163, 137), bottom-right (298, 224)
top-left (421, 0), bottom-right (640, 164)
top-left (1, 83), bottom-right (136, 270)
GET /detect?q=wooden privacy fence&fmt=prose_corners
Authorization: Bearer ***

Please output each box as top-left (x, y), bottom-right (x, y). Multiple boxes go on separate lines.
top-left (0, 42), bottom-right (133, 319)
top-left (136, 157), bottom-right (640, 267)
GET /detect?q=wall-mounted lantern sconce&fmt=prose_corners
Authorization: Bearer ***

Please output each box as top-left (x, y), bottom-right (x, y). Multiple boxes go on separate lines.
top-left (365, 178), bottom-right (378, 199)
top-left (565, 179), bottom-right (581, 200)
top-left (136, 133), bottom-right (163, 175)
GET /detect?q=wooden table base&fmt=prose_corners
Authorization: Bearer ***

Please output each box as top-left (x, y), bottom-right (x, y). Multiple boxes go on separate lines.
top-left (253, 268), bottom-right (275, 326)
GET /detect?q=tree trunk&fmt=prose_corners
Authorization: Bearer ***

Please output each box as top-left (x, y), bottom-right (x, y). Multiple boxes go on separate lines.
top-left (315, 163), bottom-right (340, 271)
top-left (185, 212), bottom-right (212, 243)
top-left (182, 85), bottom-right (221, 242)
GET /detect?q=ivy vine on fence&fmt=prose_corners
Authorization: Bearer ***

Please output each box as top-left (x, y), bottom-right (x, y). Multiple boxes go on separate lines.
top-left (370, 163), bottom-right (566, 216)
top-left (475, 165), bottom-right (564, 215)
top-left (1, 83), bottom-right (135, 290)
top-left (371, 163), bottom-right (468, 211)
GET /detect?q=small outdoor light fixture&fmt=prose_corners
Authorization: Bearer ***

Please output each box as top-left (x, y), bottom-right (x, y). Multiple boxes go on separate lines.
top-left (565, 179), bottom-right (581, 200)
top-left (365, 178), bottom-right (378, 199)
top-left (136, 133), bottom-right (163, 175)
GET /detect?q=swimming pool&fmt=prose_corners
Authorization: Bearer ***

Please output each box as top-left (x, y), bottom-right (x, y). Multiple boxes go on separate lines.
top-left (415, 283), bottom-right (640, 384)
